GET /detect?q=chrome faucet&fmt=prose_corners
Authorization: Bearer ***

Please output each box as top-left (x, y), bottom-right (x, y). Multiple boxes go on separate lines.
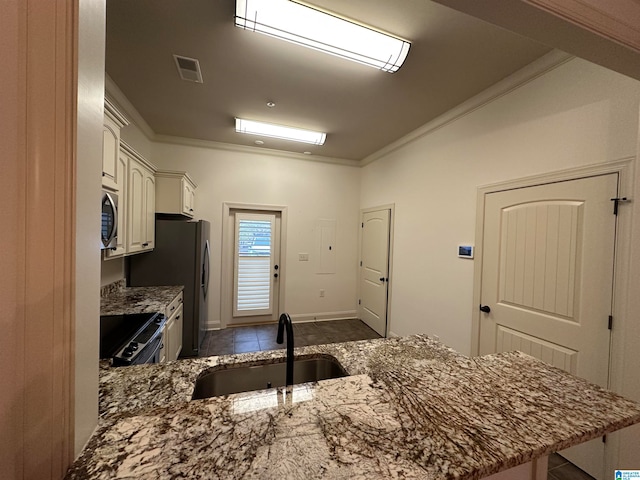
top-left (276, 313), bottom-right (294, 387)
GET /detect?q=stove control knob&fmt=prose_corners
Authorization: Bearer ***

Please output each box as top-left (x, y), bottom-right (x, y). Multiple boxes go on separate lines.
top-left (129, 342), bottom-right (138, 350)
top-left (122, 348), bottom-right (134, 357)
top-left (155, 317), bottom-right (163, 325)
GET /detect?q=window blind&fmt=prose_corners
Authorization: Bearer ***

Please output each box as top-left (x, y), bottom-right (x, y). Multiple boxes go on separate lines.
top-left (236, 219), bottom-right (272, 312)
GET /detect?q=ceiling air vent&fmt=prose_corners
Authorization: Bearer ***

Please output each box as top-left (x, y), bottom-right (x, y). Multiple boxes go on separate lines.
top-left (173, 54), bottom-right (203, 83)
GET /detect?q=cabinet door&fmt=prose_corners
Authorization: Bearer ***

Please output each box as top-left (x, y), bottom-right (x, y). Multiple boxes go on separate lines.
top-left (182, 180), bottom-right (195, 217)
top-left (105, 153), bottom-right (128, 258)
top-left (167, 304), bottom-right (184, 361)
top-left (143, 172), bottom-right (156, 250)
top-left (127, 161), bottom-right (146, 254)
top-left (102, 119), bottom-right (119, 191)
top-left (173, 304), bottom-right (183, 360)
top-left (159, 327), bottom-right (167, 363)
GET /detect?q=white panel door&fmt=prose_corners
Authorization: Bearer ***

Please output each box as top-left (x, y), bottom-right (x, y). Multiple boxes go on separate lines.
top-left (479, 174), bottom-right (618, 479)
top-left (359, 209), bottom-right (391, 336)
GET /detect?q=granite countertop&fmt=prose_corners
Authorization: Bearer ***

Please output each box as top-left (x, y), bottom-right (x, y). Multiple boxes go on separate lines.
top-left (101, 283), bottom-right (184, 316)
top-left (68, 335), bottom-right (640, 480)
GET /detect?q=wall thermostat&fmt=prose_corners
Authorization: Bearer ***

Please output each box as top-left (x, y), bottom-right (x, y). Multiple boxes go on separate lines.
top-left (458, 245), bottom-right (474, 259)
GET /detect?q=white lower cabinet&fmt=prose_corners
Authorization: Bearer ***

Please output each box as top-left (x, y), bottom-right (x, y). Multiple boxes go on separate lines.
top-left (159, 327), bottom-right (167, 363)
top-left (167, 304), bottom-right (184, 361)
top-left (161, 292), bottom-right (184, 363)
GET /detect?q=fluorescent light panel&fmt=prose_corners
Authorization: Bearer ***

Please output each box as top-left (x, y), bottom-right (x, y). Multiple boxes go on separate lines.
top-left (236, 118), bottom-right (326, 145)
top-left (235, 0), bottom-right (410, 73)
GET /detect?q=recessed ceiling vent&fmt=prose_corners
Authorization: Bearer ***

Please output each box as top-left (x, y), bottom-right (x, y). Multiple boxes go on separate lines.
top-left (173, 54), bottom-right (203, 83)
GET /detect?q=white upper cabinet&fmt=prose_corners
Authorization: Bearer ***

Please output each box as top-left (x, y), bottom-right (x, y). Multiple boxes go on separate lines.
top-left (155, 170), bottom-right (197, 218)
top-left (102, 99), bottom-right (129, 192)
top-left (122, 141), bottom-right (156, 255)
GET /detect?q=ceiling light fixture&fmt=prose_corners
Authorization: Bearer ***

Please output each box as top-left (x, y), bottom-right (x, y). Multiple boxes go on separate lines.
top-left (236, 118), bottom-right (326, 145)
top-left (235, 0), bottom-right (411, 73)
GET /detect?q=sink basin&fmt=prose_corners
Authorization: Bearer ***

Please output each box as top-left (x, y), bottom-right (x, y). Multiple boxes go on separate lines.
top-left (192, 356), bottom-right (348, 400)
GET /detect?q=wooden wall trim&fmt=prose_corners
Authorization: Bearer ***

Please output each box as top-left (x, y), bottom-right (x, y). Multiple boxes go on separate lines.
top-left (525, 0), bottom-right (640, 52)
top-left (1, 0), bottom-right (77, 478)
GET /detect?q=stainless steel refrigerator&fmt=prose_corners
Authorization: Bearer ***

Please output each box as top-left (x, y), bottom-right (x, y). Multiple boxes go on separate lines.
top-left (128, 219), bottom-right (210, 357)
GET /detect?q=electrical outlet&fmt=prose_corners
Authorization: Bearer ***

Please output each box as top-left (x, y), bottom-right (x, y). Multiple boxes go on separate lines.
top-left (319, 289), bottom-right (325, 297)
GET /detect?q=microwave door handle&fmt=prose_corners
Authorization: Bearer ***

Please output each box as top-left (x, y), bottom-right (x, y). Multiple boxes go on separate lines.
top-left (108, 192), bottom-right (118, 247)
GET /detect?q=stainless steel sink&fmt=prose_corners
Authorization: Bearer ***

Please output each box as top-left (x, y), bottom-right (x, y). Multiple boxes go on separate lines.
top-left (192, 356), bottom-right (348, 400)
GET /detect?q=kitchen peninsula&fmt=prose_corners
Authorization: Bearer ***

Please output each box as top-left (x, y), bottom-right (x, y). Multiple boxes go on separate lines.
top-left (67, 335), bottom-right (640, 479)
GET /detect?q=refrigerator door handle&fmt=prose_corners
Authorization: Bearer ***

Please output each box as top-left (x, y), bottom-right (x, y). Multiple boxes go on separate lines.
top-left (202, 240), bottom-right (210, 299)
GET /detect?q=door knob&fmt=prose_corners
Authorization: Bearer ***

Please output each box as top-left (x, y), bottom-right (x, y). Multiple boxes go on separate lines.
top-left (479, 305), bottom-right (491, 313)
top-left (274, 273), bottom-right (279, 278)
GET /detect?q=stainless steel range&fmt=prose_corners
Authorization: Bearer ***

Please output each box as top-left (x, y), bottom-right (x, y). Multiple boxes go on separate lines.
top-left (99, 312), bottom-right (166, 366)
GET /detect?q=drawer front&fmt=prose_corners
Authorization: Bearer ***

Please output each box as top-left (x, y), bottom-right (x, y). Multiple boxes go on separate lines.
top-left (165, 291), bottom-right (183, 318)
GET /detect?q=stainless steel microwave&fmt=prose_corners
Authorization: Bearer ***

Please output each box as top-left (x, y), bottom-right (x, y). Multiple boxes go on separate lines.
top-left (101, 190), bottom-right (118, 250)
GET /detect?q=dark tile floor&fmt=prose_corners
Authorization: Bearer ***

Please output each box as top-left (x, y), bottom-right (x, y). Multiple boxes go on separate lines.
top-left (198, 319), bottom-right (382, 357)
top-left (199, 322), bottom-right (595, 480)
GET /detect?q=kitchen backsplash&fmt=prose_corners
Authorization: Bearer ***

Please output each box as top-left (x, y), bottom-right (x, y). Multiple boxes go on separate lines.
top-left (100, 279), bottom-right (126, 297)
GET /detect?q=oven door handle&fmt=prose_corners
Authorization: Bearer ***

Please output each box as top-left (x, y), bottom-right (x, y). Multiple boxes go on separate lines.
top-left (129, 335), bottom-right (163, 366)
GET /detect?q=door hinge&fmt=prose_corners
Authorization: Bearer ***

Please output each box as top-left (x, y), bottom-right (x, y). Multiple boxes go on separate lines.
top-left (608, 315), bottom-right (613, 330)
top-left (358, 299), bottom-right (361, 305)
top-left (602, 434), bottom-right (607, 443)
top-left (611, 197), bottom-right (630, 215)
top-left (361, 222), bottom-right (364, 228)
top-left (359, 260), bottom-right (362, 267)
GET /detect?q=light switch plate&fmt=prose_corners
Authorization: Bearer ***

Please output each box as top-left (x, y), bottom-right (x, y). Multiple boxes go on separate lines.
top-left (299, 253), bottom-right (309, 261)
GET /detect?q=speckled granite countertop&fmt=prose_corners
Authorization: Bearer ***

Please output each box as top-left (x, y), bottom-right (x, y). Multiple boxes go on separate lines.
top-left (67, 335), bottom-right (640, 480)
top-left (101, 284), bottom-right (183, 316)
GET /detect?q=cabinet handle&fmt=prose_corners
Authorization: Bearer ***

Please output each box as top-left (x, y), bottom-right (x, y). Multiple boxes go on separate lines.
top-left (102, 172), bottom-right (106, 177)
top-left (142, 242), bottom-right (149, 247)
top-left (189, 208), bottom-right (193, 212)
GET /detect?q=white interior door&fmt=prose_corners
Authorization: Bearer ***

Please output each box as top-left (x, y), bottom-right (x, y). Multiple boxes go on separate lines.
top-left (359, 209), bottom-right (391, 336)
top-left (479, 174), bottom-right (618, 479)
top-left (229, 211), bottom-right (281, 325)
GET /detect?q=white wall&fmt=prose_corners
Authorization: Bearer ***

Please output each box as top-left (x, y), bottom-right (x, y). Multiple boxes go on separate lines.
top-left (360, 57), bottom-right (640, 355)
top-left (75, 0), bottom-right (105, 456)
top-left (151, 143), bottom-right (361, 327)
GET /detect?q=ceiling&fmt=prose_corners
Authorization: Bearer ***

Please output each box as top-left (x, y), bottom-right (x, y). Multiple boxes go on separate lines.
top-left (105, 0), bottom-right (552, 161)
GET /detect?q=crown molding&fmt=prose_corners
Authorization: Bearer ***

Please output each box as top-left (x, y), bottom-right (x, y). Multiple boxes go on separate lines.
top-left (104, 75), bottom-right (358, 167)
top-left (361, 49), bottom-right (574, 167)
top-left (153, 134), bottom-right (360, 167)
top-left (106, 50), bottom-right (574, 169)
top-left (105, 74), bottom-right (156, 140)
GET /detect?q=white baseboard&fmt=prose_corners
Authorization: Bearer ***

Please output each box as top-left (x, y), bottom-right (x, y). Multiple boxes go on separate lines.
top-left (288, 311), bottom-right (358, 323)
top-left (388, 330), bottom-right (400, 338)
top-left (206, 320), bottom-right (222, 330)
top-left (207, 312), bottom-right (359, 330)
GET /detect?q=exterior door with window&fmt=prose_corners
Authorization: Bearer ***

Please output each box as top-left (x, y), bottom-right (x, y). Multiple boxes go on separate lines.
top-left (228, 212), bottom-right (281, 325)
